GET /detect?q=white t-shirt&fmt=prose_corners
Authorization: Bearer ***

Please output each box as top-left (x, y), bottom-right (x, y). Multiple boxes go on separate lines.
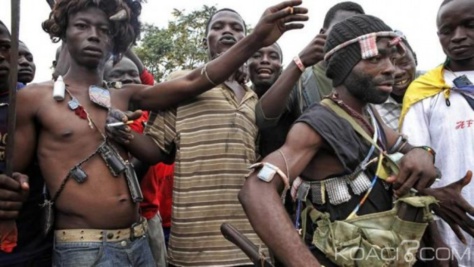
top-left (402, 70), bottom-right (474, 266)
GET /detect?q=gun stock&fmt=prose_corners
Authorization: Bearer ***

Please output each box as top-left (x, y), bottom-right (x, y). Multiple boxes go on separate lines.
top-left (220, 223), bottom-right (274, 267)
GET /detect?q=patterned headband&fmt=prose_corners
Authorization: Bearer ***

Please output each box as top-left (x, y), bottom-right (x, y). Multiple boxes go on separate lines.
top-left (324, 31), bottom-right (405, 62)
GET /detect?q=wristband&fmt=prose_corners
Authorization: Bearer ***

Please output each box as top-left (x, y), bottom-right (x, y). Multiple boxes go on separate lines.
top-left (293, 55), bottom-right (305, 72)
top-left (413, 146), bottom-right (436, 163)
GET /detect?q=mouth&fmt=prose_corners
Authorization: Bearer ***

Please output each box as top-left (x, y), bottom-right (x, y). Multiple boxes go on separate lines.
top-left (0, 66), bottom-right (9, 75)
top-left (219, 35), bottom-right (237, 45)
top-left (256, 68), bottom-right (273, 78)
top-left (451, 45), bottom-right (470, 54)
top-left (394, 78), bottom-right (410, 88)
top-left (19, 69), bottom-right (32, 75)
top-left (83, 46), bottom-right (103, 56)
top-left (377, 81), bottom-right (394, 93)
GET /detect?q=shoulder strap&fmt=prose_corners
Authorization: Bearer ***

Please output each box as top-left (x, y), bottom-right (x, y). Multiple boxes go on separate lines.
top-left (321, 99), bottom-right (399, 179)
top-left (320, 99), bottom-right (382, 151)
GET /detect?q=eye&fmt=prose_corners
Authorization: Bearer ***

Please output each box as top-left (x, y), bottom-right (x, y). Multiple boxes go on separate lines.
top-left (75, 23), bottom-right (88, 30)
top-left (270, 53), bottom-right (280, 60)
top-left (211, 22), bottom-right (223, 30)
top-left (466, 20), bottom-right (474, 29)
top-left (397, 60), bottom-right (410, 67)
top-left (368, 55), bottom-right (382, 63)
top-left (438, 26), bottom-right (452, 35)
top-left (233, 24), bottom-right (244, 32)
top-left (101, 27), bottom-right (111, 35)
top-left (0, 43), bottom-right (10, 52)
top-left (251, 52), bottom-right (262, 59)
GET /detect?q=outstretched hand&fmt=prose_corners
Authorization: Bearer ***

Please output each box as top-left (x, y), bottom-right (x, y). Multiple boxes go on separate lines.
top-left (253, 0), bottom-right (308, 47)
top-left (420, 171), bottom-right (474, 244)
top-left (106, 109), bottom-right (142, 145)
top-left (388, 147), bottom-right (437, 197)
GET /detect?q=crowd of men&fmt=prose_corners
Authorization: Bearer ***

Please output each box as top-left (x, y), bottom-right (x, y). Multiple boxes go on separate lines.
top-left (0, 0), bottom-right (473, 266)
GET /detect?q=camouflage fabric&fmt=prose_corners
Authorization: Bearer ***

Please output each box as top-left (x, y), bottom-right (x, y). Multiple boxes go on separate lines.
top-left (304, 196), bottom-right (437, 267)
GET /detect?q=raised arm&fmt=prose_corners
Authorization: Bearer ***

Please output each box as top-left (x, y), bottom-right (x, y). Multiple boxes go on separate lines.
top-left (258, 33), bottom-right (326, 123)
top-left (239, 122), bottom-right (323, 267)
top-left (132, 0), bottom-right (308, 111)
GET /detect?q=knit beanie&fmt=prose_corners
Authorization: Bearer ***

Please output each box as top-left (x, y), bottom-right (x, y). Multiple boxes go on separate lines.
top-left (324, 14), bottom-right (393, 87)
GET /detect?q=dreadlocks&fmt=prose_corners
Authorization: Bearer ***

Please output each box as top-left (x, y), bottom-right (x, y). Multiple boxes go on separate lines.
top-left (42, 0), bottom-right (143, 57)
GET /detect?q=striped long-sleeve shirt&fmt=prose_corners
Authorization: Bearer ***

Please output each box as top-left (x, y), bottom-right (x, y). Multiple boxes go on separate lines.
top-left (145, 83), bottom-right (266, 267)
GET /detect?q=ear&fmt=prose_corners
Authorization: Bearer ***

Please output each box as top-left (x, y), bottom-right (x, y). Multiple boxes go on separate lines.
top-left (202, 38), bottom-right (208, 50)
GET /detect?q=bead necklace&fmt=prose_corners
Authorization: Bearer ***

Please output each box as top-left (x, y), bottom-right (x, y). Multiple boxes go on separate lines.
top-left (328, 93), bottom-right (385, 150)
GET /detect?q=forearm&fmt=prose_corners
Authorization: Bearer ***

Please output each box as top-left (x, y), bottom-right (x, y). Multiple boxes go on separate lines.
top-left (260, 62), bottom-right (303, 119)
top-left (239, 178), bottom-right (321, 267)
top-left (131, 158), bottom-right (149, 182)
top-left (125, 132), bottom-right (171, 165)
top-left (135, 33), bottom-right (262, 111)
top-left (255, 102), bottom-right (281, 129)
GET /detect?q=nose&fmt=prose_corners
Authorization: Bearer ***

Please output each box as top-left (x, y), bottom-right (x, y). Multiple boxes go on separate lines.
top-left (87, 27), bottom-right (100, 43)
top-left (260, 54), bottom-right (271, 65)
top-left (18, 56), bottom-right (29, 66)
top-left (452, 26), bottom-right (467, 43)
top-left (394, 64), bottom-right (404, 79)
top-left (381, 58), bottom-right (396, 77)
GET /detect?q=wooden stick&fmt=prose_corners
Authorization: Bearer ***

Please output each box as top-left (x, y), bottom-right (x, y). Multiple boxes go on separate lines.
top-left (5, 0), bottom-right (21, 176)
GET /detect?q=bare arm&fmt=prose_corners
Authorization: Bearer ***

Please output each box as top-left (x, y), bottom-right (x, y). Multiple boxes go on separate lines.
top-left (132, 0), bottom-right (308, 111)
top-left (124, 132), bottom-right (172, 165)
top-left (372, 106), bottom-right (436, 195)
top-left (239, 122), bottom-right (322, 267)
top-left (13, 88), bottom-right (38, 173)
top-left (258, 33), bottom-right (326, 120)
top-left (106, 109), bottom-right (172, 165)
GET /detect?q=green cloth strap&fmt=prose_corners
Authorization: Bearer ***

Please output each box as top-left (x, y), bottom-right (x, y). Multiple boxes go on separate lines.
top-left (320, 98), bottom-right (383, 153)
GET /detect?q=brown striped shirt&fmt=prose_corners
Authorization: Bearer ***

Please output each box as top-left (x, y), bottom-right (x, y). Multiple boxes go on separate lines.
top-left (145, 83), bottom-right (266, 266)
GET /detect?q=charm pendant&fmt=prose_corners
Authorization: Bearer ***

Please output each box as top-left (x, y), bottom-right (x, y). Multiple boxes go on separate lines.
top-left (68, 97), bottom-right (79, 110)
top-left (124, 162), bottom-right (144, 203)
top-left (40, 199), bottom-right (55, 237)
top-left (70, 166), bottom-right (88, 183)
top-left (68, 97), bottom-right (94, 129)
top-left (89, 85), bottom-right (111, 109)
top-left (98, 143), bottom-right (126, 176)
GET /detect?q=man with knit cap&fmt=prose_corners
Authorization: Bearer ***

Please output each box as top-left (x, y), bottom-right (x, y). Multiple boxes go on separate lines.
top-left (240, 14), bottom-right (467, 267)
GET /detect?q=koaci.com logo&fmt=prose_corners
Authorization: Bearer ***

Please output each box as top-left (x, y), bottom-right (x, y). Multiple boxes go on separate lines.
top-left (333, 240), bottom-right (472, 262)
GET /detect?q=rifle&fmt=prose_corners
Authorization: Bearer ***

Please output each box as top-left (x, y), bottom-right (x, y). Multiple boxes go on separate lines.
top-left (220, 223), bottom-right (274, 267)
top-left (5, 0), bottom-right (21, 176)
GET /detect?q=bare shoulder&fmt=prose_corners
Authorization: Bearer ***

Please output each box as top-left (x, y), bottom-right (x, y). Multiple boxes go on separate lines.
top-left (18, 80), bottom-right (54, 108)
top-left (20, 80), bottom-right (54, 95)
top-left (285, 122), bottom-right (322, 150)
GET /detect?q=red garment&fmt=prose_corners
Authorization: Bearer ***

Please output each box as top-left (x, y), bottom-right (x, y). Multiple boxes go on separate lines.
top-left (155, 164), bottom-right (173, 227)
top-left (0, 221), bottom-right (17, 253)
top-left (140, 69), bottom-right (155, 86)
top-left (130, 111), bottom-right (174, 223)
